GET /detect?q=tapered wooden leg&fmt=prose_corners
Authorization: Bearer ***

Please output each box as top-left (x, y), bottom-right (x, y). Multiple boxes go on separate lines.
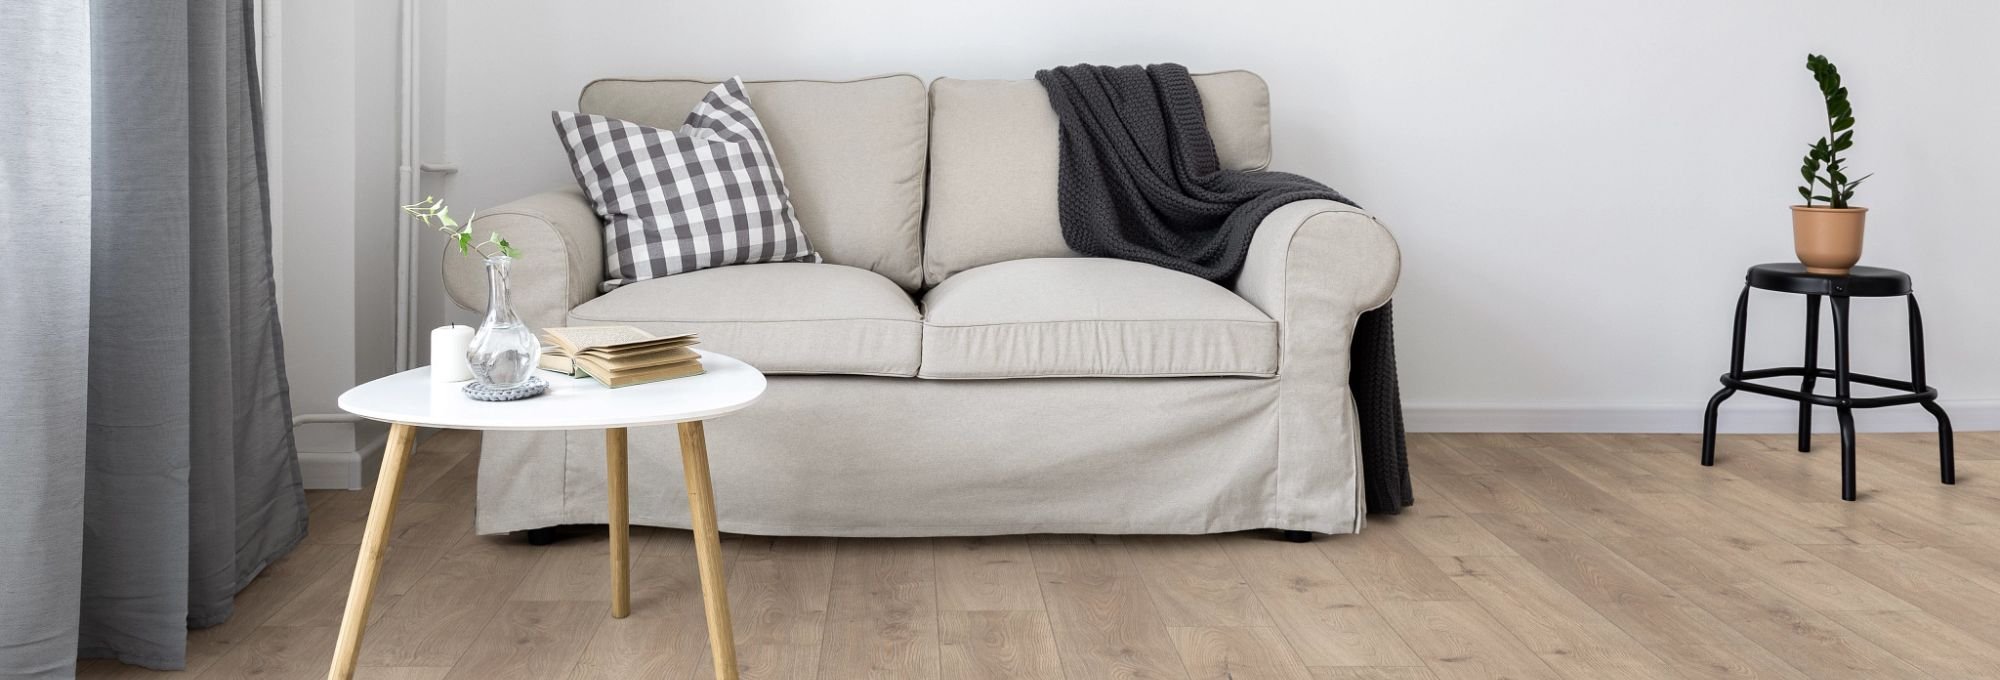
top-left (606, 427), bottom-right (631, 618)
top-left (679, 420), bottom-right (738, 680)
top-left (329, 422), bottom-right (418, 680)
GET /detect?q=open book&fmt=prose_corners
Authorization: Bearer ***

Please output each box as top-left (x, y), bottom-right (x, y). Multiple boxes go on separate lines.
top-left (539, 325), bottom-right (704, 388)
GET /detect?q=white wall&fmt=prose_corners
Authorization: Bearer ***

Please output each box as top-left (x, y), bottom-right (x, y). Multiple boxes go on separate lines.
top-left (402, 0), bottom-right (1999, 432)
top-left (274, 0), bottom-right (397, 486)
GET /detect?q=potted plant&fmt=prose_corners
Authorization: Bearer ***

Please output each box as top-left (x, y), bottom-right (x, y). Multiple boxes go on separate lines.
top-left (1794, 54), bottom-right (1872, 275)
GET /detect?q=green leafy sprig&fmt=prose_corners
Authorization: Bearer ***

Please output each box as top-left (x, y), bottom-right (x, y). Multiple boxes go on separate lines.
top-left (1797, 54), bottom-right (1871, 209)
top-left (401, 197), bottom-right (521, 258)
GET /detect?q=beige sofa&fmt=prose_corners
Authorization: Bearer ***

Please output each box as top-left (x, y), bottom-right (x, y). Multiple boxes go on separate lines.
top-left (444, 72), bottom-right (1401, 537)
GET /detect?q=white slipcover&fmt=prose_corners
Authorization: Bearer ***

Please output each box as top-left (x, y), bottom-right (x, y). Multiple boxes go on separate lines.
top-left (445, 72), bottom-right (1402, 538)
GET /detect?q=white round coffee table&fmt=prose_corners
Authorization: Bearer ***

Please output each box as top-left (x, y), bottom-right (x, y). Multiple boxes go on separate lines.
top-left (328, 349), bottom-right (764, 680)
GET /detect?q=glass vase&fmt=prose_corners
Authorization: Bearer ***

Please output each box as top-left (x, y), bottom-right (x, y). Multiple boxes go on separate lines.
top-left (467, 255), bottom-right (541, 388)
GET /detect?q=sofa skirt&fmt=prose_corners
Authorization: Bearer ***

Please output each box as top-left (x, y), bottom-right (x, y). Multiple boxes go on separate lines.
top-left (472, 374), bottom-right (1365, 537)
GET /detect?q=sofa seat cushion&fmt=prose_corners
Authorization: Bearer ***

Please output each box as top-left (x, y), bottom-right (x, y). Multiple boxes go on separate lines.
top-left (919, 258), bottom-right (1278, 379)
top-left (567, 262), bottom-right (921, 376)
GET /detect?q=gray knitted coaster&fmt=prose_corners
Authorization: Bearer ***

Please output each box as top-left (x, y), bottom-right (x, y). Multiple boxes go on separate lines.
top-left (463, 376), bottom-right (548, 402)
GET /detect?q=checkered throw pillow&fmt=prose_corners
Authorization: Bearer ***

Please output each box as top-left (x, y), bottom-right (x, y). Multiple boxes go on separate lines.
top-left (554, 78), bottom-right (818, 291)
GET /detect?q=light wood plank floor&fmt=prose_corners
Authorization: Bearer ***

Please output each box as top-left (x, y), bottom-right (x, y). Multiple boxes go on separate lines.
top-left (78, 429), bottom-right (2000, 679)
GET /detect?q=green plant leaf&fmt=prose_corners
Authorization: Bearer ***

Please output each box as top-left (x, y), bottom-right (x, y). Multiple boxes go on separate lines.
top-left (1845, 174), bottom-right (1873, 195)
top-left (1798, 186), bottom-right (1813, 202)
top-left (1833, 115), bottom-right (1854, 132)
top-left (1812, 195), bottom-right (1834, 202)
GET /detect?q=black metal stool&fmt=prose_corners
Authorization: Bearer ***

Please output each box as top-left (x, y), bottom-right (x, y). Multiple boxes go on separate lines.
top-left (1700, 263), bottom-right (1954, 501)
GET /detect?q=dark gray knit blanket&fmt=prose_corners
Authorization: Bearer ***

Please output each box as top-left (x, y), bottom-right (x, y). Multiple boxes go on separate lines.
top-left (1037, 63), bottom-right (1411, 514)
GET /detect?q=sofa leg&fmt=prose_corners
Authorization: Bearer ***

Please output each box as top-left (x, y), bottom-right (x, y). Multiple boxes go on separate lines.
top-left (523, 527), bottom-right (565, 546)
top-left (1278, 530), bottom-right (1314, 543)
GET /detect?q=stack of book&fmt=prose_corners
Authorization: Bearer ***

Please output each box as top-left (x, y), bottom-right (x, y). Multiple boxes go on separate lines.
top-left (538, 325), bottom-right (703, 388)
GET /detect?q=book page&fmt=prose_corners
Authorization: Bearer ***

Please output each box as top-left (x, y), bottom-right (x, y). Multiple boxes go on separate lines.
top-left (575, 336), bottom-right (697, 358)
top-left (580, 345), bottom-right (698, 370)
top-left (543, 326), bottom-right (655, 353)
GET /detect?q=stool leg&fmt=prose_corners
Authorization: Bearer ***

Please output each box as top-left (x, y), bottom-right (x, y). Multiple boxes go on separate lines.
top-left (1702, 387), bottom-right (1736, 466)
top-left (1702, 286), bottom-right (1752, 467)
top-left (1838, 407), bottom-right (1857, 501)
top-left (1831, 296), bottom-right (1856, 501)
top-left (1728, 286), bottom-right (1751, 378)
top-left (1909, 294), bottom-right (1955, 484)
top-left (1925, 402), bottom-right (1955, 485)
top-left (1799, 294), bottom-right (1821, 452)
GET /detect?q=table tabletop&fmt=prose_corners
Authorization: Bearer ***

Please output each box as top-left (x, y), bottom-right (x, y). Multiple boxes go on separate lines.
top-left (337, 349), bottom-right (765, 430)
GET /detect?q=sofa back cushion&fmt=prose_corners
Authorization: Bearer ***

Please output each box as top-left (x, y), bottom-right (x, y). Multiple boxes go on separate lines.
top-left (923, 70), bottom-right (1272, 286)
top-left (580, 74), bottom-right (929, 290)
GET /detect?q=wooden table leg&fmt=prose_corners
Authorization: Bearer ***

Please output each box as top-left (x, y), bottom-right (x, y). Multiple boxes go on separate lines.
top-left (606, 427), bottom-right (631, 618)
top-left (679, 420), bottom-right (738, 680)
top-left (329, 422), bottom-right (418, 680)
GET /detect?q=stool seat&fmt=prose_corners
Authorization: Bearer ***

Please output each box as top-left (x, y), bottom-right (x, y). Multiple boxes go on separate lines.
top-left (1747, 263), bottom-right (1911, 297)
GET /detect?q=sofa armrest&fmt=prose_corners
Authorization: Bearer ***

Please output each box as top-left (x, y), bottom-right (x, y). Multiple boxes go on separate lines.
top-left (1234, 199), bottom-right (1401, 373)
top-left (442, 186), bottom-right (603, 332)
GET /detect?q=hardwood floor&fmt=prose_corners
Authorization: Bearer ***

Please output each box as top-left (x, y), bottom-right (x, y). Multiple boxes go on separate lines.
top-left (76, 429), bottom-right (2000, 679)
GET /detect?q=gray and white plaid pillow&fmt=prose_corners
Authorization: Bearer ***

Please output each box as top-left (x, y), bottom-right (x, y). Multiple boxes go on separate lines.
top-left (554, 77), bottom-right (818, 291)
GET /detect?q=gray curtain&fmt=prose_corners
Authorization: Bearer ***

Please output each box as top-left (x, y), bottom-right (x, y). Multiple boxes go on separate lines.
top-left (0, 2), bottom-right (94, 678)
top-left (0, 0), bottom-right (308, 676)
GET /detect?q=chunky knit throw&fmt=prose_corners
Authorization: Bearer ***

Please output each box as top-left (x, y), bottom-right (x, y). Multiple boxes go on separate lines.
top-left (1037, 63), bottom-right (1412, 514)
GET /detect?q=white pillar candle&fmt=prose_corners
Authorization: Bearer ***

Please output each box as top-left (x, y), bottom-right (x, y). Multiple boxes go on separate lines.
top-left (430, 324), bottom-right (475, 382)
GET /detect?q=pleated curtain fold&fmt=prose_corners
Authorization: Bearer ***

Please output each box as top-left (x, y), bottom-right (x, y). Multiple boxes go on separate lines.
top-left (0, 0), bottom-right (307, 675)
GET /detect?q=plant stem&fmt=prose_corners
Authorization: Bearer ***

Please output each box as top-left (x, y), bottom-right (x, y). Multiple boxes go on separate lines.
top-left (1825, 99), bottom-right (1842, 208)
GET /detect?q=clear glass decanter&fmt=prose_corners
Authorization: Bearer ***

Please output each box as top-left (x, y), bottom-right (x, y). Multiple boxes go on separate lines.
top-left (467, 255), bottom-right (541, 388)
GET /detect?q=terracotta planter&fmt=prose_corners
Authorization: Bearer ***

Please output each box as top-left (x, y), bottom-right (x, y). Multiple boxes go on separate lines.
top-left (1791, 206), bottom-right (1867, 275)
